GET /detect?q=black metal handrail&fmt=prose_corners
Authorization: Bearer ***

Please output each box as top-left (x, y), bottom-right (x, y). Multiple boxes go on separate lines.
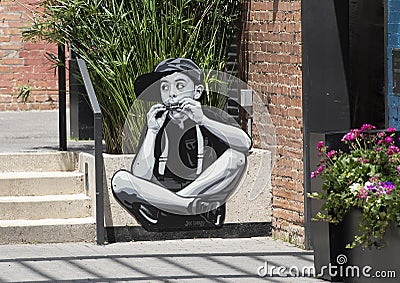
top-left (58, 45), bottom-right (67, 151)
top-left (76, 58), bottom-right (105, 245)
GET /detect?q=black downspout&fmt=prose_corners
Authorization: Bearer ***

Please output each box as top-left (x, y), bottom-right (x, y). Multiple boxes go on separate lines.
top-left (58, 44), bottom-right (67, 151)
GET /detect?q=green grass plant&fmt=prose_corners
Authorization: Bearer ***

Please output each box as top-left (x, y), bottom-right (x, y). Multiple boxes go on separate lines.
top-left (21, 0), bottom-right (241, 153)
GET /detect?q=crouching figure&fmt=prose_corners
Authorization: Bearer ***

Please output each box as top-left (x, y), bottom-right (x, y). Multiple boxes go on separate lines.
top-left (112, 58), bottom-right (252, 231)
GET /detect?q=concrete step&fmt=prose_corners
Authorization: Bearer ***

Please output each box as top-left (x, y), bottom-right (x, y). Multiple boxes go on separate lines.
top-left (0, 217), bottom-right (96, 244)
top-left (0, 171), bottom-right (85, 197)
top-left (0, 194), bottom-right (92, 220)
top-left (0, 152), bottom-right (77, 173)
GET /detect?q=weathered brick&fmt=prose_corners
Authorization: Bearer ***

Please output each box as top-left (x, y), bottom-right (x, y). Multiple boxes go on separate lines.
top-left (0, 28), bottom-right (21, 35)
top-left (274, 196), bottom-right (304, 212)
top-left (9, 35), bottom-right (23, 42)
top-left (0, 58), bottom-right (23, 65)
top-left (4, 102), bottom-right (18, 111)
top-left (0, 65), bottom-right (10, 73)
top-left (7, 21), bottom-right (27, 28)
top-left (22, 42), bottom-right (51, 50)
top-left (273, 187), bottom-right (294, 200)
top-left (11, 65), bottom-right (33, 73)
top-left (274, 207), bottom-right (303, 225)
top-left (1, 13), bottom-right (22, 21)
top-left (272, 218), bottom-right (305, 247)
top-left (0, 94), bottom-right (13, 103)
top-left (38, 102), bottom-right (57, 110)
top-left (0, 43), bottom-right (23, 50)
top-left (0, 36), bottom-right (11, 42)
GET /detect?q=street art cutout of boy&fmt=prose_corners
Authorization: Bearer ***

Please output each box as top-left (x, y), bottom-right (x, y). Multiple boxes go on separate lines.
top-left (112, 58), bottom-right (252, 231)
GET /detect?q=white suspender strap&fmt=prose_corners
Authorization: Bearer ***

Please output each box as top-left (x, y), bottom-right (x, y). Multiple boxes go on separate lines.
top-left (196, 124), bottom-right (203, 175)
top-left (158, 129), bottom-right (168, 176)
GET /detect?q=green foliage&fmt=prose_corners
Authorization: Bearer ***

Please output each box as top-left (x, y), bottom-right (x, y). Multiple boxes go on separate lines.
top-left (17, 83), bottom-right (31, 103)
top-left (309, 125), bottom-right (400, 248)
top-left (22, 0), bottom-right (241, 153)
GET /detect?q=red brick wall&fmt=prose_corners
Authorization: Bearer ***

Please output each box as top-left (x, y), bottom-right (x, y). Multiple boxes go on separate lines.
top-left (0, 0), bottom-right (58, 111)
top-left (241, 0), bottom-right (304, 246)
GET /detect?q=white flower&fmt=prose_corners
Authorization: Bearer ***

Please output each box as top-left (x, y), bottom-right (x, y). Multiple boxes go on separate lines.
top-left (364, 181), bottom-right (373, 188)
top-left (349, 183), bottom-right (361, 193)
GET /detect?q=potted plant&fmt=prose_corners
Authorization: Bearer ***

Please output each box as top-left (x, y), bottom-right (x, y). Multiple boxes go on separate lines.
top-left (310, 124), bottom-right (400, 282)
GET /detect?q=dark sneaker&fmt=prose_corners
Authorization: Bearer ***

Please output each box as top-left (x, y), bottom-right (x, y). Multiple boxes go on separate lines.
top-left (138, 204), bottom-right (160, 224)
top-left (200, 204), bottom-right (223, 226)
top-left (190, 199), bottom-right (223, 226)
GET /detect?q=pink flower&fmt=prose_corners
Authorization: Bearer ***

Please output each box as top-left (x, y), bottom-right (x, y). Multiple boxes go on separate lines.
top-left (316, 164), bottom-right (325, 173)
top-left (388, 127), bottom-right (396, 133)
top-left (341, 129), bottom-right (360, 142)
top-left (311, 165), bottom-right (324, 179)
top-left (317, 141), bottom-right (324, 151)
top-left (397, 165), bottom-right (400, 173)
top-left (357, 187), bottom-right (369, 199)
top-left (385, 136), bottom-right (394, 144)
top-left (387, 145), bottom-right (399, 155)
top-left (327, 150), bottom-right (336, 158)
top-left (311, 167), bottom-right (323, 178)
top-left (360, 124), bottom-right (376, 131)
top-left (357, 157), bottom-right (369, 164)
top-left (375, 147), bottom-right (382, 152)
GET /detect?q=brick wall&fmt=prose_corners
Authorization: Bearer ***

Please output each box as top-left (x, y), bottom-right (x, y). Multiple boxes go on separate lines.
top-left (0, 0), bottom-right (58, 111)
top-left (241, 0), bottom-right (304, 246)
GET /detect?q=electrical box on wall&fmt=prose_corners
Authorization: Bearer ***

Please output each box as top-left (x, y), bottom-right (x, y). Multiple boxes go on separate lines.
top-left (393, 49), bottom-right (400, 95)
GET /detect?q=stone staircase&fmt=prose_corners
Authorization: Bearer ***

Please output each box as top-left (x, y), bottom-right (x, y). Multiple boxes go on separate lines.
top-left (0, 152), bottom-right (96, 244)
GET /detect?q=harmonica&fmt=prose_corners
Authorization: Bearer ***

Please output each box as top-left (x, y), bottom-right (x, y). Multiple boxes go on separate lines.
top-left (165, 104), bottom-right (181, 110)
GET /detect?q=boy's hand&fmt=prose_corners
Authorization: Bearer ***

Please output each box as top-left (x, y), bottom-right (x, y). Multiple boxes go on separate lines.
top-left (147, 104), bottom-right (167, 133)
top-left (180, 98), bottom-right (204, 124)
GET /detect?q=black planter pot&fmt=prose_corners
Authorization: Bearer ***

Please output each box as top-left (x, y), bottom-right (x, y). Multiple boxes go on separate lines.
top-left (313, 209), bottom-right (400, 282)
top-left (340, 209), bottom-right (400, 283)
top-left (309, 132), bottom-right (400, 282)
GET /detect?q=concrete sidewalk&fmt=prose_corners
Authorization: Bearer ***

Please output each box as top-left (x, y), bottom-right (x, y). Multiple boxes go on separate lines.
top-left (0, 111), bottom-right (325, 282)
top-left (0, 110), bottom-right (94, 152)
top-left (0, 237), bottom-right (325, 283)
